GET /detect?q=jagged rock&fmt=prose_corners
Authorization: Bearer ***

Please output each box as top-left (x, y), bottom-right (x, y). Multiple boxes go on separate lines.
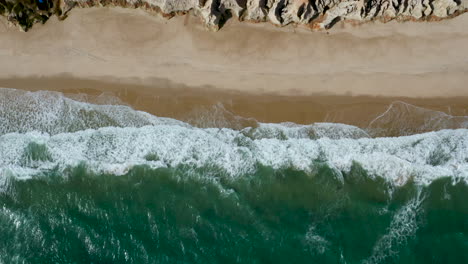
top-left (1, 0), bottom-right (467, 31)
top-left (243, 0), bottom-right (268, 21)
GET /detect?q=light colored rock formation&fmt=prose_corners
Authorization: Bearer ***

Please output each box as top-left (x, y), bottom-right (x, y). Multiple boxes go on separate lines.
top-left (1, 0), bottom-right (467, 31)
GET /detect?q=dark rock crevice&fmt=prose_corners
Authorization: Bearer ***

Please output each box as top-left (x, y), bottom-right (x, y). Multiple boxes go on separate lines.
top-left (1, 0), bottom-right (467, 32)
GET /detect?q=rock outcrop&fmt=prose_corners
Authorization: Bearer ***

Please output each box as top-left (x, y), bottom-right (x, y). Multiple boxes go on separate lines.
top-left (1, 0), bottom-right (467, 31)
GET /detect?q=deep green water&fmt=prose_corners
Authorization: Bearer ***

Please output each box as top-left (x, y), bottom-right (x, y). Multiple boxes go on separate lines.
top-left (1, 164), bottom-right (466, 263)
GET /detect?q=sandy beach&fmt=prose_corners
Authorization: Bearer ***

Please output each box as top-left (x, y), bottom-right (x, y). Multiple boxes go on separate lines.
top-left (1, 7), bottom-right (468, 95)
top-left (0, 7), bottom-right (467, 128)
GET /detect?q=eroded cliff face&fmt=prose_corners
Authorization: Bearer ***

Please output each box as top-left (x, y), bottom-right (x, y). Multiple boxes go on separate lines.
top-left (1, 0), bottom-right (467, 31)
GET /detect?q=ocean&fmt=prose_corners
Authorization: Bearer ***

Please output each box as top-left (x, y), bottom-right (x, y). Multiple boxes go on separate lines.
top-left (0, 88), bottom-right (467, 263)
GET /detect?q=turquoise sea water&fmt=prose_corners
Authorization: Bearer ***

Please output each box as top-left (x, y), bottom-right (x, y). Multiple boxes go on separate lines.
top-left (0, 88), bottom-right (467, 263)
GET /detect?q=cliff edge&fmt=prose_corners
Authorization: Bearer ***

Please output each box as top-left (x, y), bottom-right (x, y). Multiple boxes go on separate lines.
top-left (1, 0), bottom-right (467, 31)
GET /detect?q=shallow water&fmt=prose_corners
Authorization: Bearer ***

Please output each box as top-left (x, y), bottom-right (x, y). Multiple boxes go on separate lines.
top-left (0, 88), bottom-right (467, 263)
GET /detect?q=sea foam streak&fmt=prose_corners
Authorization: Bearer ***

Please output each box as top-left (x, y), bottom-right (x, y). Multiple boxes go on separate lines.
top-left (1, 88), bottom-right (467, 186)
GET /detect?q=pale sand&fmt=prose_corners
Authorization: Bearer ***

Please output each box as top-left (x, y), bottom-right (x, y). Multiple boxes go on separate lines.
top-left (0, 7), bottom-right (468, 97)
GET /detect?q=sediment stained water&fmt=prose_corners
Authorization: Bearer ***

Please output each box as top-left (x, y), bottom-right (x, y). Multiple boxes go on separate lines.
top-left (0, 88), bottom-right (467, 263)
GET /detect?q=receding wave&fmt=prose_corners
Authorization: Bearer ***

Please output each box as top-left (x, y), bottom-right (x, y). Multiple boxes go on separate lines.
top-left (0, 88), bottom-right (186, 135)
top-left (368, 101), bottom-right (468, 137)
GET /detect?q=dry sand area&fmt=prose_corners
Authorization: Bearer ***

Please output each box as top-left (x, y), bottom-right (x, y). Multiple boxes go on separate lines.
top-left (0, 7), bottom-right (467, 126)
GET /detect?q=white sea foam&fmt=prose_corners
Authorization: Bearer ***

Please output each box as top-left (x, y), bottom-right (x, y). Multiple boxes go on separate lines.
top-left (1, 88), bottom-right (467, 186)
top-left (242, 122), bottom-right (369, 140)
top-left (0, 125), bottom-right (467, 186)
top-left (364, 190), bottom-right (425, 264)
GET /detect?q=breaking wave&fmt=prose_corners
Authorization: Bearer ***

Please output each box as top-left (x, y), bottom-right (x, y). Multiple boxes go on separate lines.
top-left (0, 88), bottom-right (467, 186)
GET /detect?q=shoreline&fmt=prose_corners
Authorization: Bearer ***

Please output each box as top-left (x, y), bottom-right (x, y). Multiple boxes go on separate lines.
top-left (2, 75), bottom-right (467, 132)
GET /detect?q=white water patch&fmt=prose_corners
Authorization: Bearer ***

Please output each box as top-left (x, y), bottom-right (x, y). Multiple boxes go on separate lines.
top-left (0, 88), bottom-right (187, 135)
top-left (304, 225), bottom-right (330, 255)
top-left (0, 124), bottom-right (467, 186)
top-left (243, 122), bottom-right (369, 140)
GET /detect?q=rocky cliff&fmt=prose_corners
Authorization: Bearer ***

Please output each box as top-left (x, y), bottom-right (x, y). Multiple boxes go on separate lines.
top-left (1, 0), bottom-right (467, 31)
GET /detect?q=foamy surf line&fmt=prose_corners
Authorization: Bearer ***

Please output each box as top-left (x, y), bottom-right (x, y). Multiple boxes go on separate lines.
top-left (1, 126), bottom-right (467, 186)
